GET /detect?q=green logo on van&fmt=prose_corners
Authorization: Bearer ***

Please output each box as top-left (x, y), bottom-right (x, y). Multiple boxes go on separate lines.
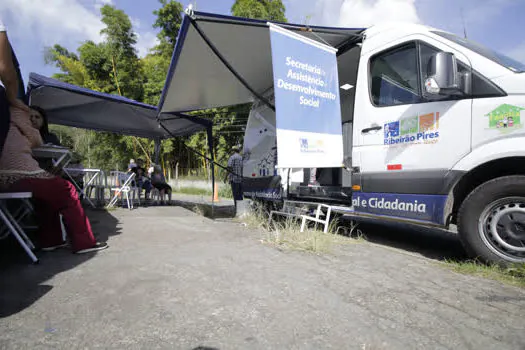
top-left (486, 104), bottom-right (523, 132)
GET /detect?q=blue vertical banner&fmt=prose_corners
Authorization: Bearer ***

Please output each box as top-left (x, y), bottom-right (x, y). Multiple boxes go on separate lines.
top-left (268, 23), bottom-right (344, 168)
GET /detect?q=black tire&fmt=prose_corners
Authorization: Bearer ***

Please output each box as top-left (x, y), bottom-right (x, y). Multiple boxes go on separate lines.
top-left (458, 175), bottom-right (525, 265)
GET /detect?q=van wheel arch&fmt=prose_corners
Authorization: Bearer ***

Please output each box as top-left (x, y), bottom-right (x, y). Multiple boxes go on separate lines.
top-left (449, 157), bottom-right (525, 225)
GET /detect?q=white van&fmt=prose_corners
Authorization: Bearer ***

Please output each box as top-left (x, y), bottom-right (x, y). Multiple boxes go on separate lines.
top-left (158, 11), bottom-right (525, 265)
top-left (242, 23), bottom-right (525, 264)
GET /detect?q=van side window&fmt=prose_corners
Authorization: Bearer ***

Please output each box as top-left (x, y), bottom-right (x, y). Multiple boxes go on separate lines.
top-left (419, 42), bottom-right (505, 99)
top-left (370, 43), bottom-right (423, 106)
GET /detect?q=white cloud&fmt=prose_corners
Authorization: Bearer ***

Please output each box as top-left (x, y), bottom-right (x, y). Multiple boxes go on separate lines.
top-left (131, 17), bottom-right (142, 29)
top-left (0, 0), bottom-right (105, 47)
top-left (286, 0), bottom-right (420, 28)
top-left (135, 31), bottom-right (159, 58)
top-left (130, 16), bottom-right (158, 57)
top-left (0, 0), bottom-right (158, 58)
top-left (337, 0), bottom-right (420, 27)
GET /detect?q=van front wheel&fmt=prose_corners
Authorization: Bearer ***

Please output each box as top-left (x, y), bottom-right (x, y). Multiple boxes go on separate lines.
top-left (458, 175), bottom-right (525, 265)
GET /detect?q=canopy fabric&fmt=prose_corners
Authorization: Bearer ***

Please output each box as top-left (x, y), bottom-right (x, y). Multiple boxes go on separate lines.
top-left (27, 73), bottom-right (210, 139)
top-left (158, 11), bottom-right (365, 115)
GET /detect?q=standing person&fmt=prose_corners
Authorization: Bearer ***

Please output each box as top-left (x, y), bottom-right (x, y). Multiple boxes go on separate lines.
top-left (309, 168), bottom-right (320, 186)
top-left (225, 145), bottom-right (244, 209)
top-left (0, 18), bottom-right (29, 158)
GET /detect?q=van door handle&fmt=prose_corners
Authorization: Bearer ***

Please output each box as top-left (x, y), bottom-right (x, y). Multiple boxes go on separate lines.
top-left (361, 125), bottom-right (382, 133)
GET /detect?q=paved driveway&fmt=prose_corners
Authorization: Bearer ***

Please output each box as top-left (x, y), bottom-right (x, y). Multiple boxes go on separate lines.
top-left (0, 207), bottom-right (523, 349)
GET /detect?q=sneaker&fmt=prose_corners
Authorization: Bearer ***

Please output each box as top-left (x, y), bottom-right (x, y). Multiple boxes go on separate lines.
top-left (74, 242), bottom-right (109, 254)
top-left (42, 242), bottom-right (69, 251)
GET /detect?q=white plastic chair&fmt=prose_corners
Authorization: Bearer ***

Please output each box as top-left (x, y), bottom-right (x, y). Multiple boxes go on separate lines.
top-left (107, 172), bottom-right (138, 209)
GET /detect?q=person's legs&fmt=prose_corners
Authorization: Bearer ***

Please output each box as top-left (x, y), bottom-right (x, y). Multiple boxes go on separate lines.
top-left (309, 168), bottom-right (319, 186)
top-left (143, 180), bottom-right (152, 200)
top-left (11, 177), bottom-right (98, 252)
top-left (162, 183), bottom-right (172, 204)
top-left (230, 182), bottom-right (243, 209)
top-left (57, 178), bottom-right (97, 251)
top-left (163, 183), bottom-right (172, 203)
top-left (11, 178), bottom-right (64, 248)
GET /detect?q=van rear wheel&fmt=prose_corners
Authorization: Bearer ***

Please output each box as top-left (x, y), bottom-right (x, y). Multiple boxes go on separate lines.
top-left (458, 175), bottom-right (525, 265)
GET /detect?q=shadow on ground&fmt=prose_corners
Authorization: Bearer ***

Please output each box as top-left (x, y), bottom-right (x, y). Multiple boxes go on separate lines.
top-left (339, 217), bottom-right (467, 262)
top-left (0, 208), bottom-right (121, 318)
top-left (172, 200), bottom-right (235, 219)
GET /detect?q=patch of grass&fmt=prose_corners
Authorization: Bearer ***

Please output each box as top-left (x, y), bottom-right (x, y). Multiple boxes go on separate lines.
top-left (240, 203), bottom-right (362, 254)
top-left (190, 204), bottom-right (208, 217)
top-left (174, 187), bottom-right (210, 196)
top-left (218, 185), bottom-right (233, 199)
top-left (173, 185), bottom-right (233, 199)
top-left (443, 260), bottom-right (525, 288)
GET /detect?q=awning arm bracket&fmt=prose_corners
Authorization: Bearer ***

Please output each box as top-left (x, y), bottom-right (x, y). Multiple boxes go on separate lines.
top-left (189, 17), bottom-right (276, 112)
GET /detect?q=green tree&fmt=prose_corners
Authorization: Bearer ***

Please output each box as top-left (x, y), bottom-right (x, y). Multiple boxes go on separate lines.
top-left (153, 0), bottom-right (184, 58)
top-left (231, 0), bottom-right (287, 22)
top-left (44, 4), bottom-right (152, 171)
top-left (100, 5), bottom-right (144, 101)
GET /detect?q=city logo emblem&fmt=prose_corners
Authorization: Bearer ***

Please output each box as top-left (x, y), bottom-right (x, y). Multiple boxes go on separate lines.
top-left (299, 138), bottom-right (324, 153)
top-left (384, 112), bottom-right (440, 145)
top-left (485, 104), bottom-right (523, 133)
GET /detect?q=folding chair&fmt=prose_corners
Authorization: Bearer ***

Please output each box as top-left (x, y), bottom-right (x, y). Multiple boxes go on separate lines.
top-left (107, 172), bottom-right (137, 209)
top-left (0, 192), bottom-right (38, 263)
top-left (0, 195), bottom-right (34, 238)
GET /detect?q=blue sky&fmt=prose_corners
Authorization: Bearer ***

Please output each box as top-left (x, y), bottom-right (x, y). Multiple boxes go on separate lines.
top-left (0, 0), bottom-right (524, 87)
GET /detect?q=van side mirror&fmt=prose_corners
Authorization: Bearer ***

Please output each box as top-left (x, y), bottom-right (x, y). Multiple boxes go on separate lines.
top-left (425, 52), bottom-right (460, 95)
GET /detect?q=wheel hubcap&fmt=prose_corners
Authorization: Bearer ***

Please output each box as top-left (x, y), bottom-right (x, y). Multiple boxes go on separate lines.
top-left (479, 197), bottom-right (525, 262)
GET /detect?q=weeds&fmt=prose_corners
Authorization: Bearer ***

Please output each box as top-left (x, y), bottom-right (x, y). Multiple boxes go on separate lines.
top-left (443, 260), bottom-right (525, 288)
top-left (240, 202), bottom-right (362, 254)
top-left (173, 185), bottom-right (233, 199)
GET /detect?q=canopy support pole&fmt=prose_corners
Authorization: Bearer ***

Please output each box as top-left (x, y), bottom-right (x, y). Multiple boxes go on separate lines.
top-left (207, 126), bottom-right (216, 218)
top-left (157, 121), bottom-right (222, 218)
top-left (189, 17), bottom-right (276, 112)
top-left (154, 138), bottom-right (161, 164)
top-left (157, 121), bottom-right (231, 174)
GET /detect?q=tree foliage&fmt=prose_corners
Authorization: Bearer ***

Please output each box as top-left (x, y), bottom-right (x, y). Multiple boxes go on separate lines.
top-left (153, 0), bottom-right (183, 57)
top-left (231, 0), bottom-right (287, 22)
top-left (43, 0), bottom-right (287, 177)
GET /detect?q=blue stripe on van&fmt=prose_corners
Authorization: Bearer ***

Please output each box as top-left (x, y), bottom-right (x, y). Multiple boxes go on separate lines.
top-left (352, 192), bottom-right (447, 225)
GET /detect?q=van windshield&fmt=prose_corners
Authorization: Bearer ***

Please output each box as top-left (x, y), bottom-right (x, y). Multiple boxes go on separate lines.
top-left (432, 31), bottom-right (525, 73)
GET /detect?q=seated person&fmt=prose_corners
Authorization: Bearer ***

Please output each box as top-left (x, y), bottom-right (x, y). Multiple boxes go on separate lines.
top-left (150, 164), bottom-right (172, 205)
top-left (0, 106), bottom-right (108, 254)
top-left (128, 158), bottom-right (152, 201)
top-left (29, 106), bottom-right (61, 172)
top-left (65, 152), bottom-right (85, 200)
top-left (127, 158), bottom-right (136, 171)
top-left (30, 105), bottom-right (61, 145)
